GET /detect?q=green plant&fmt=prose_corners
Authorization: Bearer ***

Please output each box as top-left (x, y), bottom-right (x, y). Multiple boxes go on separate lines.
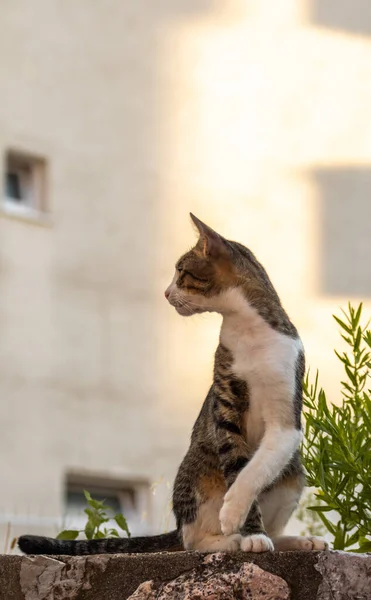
top-left (302, 303), bottom-right (371, 552)
top-left (57, 490), bottom-right (131, 541)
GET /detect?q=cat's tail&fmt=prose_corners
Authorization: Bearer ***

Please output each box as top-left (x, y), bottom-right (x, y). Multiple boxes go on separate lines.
top-left (18, 530), bottom-right (182, 555)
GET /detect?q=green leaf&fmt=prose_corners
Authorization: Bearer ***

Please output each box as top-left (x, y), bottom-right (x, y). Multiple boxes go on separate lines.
top-left (115, 514), bottom-right (131, 537)
top-left (307, 505), bottom-right (333, 513)
top-left (89, 499), bottom-right (109, 510)
top-left (355, 541), bottom-right (371, 553)
top-left (335, 350), bottom-right (348, 364)
top-left (364, 330), bottom-right (371, 347)
top-left (333, 315), bottom-right (352, 335)
top-left (354, 327), bottom-right (362, 352)
top-left (84, 508), bottom-right (107, 529)
top-left (316, 511), bottom-right (337, 536)
top-left (353, 303), bottom-right (363, 328)
top-left (94, 531), bottom-right (106, 539)
top-left (345, 530), bottom-right (361, 548)
top-left (56, 530), bottom-right (79, 540)
top-left (333, 522), bottom-right (345, 550)
top-left (344, 364), bottom-right (357, 386)
top-left (108, 528), bottom-right (120, 537)
top-left (84, 490), bottom-right (93, 502)
top-left (85, 521), bottom-right (95, 540)
top-left (83, 490), bottom-right (110, 511)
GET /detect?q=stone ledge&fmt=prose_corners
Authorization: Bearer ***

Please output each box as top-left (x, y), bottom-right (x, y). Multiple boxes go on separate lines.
top-left (0, 550), bottom-right (369, 600)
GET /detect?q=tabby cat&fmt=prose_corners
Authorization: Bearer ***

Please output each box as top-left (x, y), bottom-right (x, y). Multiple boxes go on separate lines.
top-left (18, 214), bottom-right (327, 555)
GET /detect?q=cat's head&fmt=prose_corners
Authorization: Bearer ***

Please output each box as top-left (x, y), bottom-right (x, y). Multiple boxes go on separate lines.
top-left (165, 213), bottom-right (276, 316)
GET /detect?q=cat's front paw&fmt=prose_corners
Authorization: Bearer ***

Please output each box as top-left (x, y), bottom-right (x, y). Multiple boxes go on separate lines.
top-left (219, 487), bottom-right (252, 536)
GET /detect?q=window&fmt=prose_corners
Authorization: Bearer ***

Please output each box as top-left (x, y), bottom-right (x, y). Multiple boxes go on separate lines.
top-left (2, 150), bottom-right (47, 218)
top-left (64, 473), bottom-right (151, 536)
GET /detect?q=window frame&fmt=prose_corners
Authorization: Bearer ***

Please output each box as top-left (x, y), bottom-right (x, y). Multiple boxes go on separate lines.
top-left (2, 149), bottom-right (50, 224)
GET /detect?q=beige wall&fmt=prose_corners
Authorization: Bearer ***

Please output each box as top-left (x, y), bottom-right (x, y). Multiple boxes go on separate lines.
top-left (1, 0), bottom-right (371, 549)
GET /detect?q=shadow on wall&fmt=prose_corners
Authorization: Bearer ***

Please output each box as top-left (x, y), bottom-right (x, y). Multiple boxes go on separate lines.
top-left (311, 0), bottom-right (371, 37)
top-left (314, 167), bottom-right (371, 298)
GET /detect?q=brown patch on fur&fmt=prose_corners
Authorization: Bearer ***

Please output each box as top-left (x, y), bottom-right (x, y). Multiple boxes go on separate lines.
top-left (199, 472), bottom-right (226, 499)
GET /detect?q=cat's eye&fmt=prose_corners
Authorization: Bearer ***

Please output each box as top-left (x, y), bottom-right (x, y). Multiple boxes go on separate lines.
top-left (175, 263), bottom-right (208, 283)
top-left (183, 270), bottom-right (208, 283)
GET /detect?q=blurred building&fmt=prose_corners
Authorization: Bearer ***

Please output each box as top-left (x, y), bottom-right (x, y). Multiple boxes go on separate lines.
top-left (1, 0), bottom-right (371, 550)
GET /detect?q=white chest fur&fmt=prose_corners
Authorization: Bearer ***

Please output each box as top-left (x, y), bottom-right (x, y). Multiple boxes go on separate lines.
top-left (218, 288), bottom-right (302, 446)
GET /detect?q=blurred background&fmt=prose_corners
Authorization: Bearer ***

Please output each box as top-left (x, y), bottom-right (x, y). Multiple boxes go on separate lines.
top-left (1, 0), bottom-right (371, 550)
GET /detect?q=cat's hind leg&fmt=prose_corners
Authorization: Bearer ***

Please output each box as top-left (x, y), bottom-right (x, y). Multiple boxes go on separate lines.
top-left (184, 530), bottom-right (242, 552)
top-left (182, 474), bottom-right (241, 552)
top-left (259, 474), bottom-right (328, 551)
top-left (273, 535), bottom-right (328, 551)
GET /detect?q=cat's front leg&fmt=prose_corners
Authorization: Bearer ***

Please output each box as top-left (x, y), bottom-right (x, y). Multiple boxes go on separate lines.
top-left (213, 393), bottom-right (252, 536)
top-left (220, 426), bottom-right (301, 535)
top-left (220, 498), bottom-right (273, 552)
top-left (219, 478), bottom-right (254, 535)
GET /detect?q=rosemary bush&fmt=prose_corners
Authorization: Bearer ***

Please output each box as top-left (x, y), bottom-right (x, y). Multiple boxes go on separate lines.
top-left (302, 304), bottom-right (371, 551)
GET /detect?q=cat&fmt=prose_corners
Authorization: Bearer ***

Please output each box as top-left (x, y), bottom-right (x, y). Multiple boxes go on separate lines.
top-left (18, 214), bottom-right (327, 555)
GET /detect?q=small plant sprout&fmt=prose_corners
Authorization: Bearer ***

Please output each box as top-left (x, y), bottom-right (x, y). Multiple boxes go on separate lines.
top-left (56, 490), bottom-right (130, 541)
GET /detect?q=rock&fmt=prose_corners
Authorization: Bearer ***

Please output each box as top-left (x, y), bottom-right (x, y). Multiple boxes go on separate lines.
top-left (0, 549), bottom-right (370, 600)
top-left (19, 554), bottom-right (109, 600)
top-left (128, 581), bottom-right (158, 600)
top-left (128, 553), bottom-right (290, 600)
top-left (316, 551), bottom-right (371, 600)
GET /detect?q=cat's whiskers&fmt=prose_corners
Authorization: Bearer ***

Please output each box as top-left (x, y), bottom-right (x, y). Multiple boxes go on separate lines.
top-left (173, 295), bottom-right (201, 314)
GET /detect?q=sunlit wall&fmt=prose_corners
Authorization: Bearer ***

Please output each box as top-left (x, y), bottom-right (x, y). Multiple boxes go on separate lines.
top-left (155, 0), bottom-right (371, 404)
top-left (0, 0), bottom-right (370, 545)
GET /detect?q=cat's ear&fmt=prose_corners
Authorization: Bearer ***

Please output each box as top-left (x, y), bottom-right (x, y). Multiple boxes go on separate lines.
top-left (190, 213), bottom-right (229, 259)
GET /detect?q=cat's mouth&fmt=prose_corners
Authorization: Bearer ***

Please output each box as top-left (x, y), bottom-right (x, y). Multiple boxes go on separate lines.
top-left (167, 292), bottom-right (203, 316)
top-left (169, 299), bottom-right (202, 316)
top-left (175, 305), bottom-right (200, 316)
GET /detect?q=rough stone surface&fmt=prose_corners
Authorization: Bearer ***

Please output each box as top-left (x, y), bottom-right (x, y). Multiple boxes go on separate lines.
top-left (20, 555), bottom-right (109, 600)
top-left (316, 551), bottom-right (371, 600)
top-left (0, 550), bottom-right (370, 600)
top-left (0, 553), bottom-right (23, 600)
top-left (128, 553), bottom-right (289, 599)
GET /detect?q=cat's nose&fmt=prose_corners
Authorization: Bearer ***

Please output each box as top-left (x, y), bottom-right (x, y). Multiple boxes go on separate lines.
top-left (164, 289), bottom-right (170, 299)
